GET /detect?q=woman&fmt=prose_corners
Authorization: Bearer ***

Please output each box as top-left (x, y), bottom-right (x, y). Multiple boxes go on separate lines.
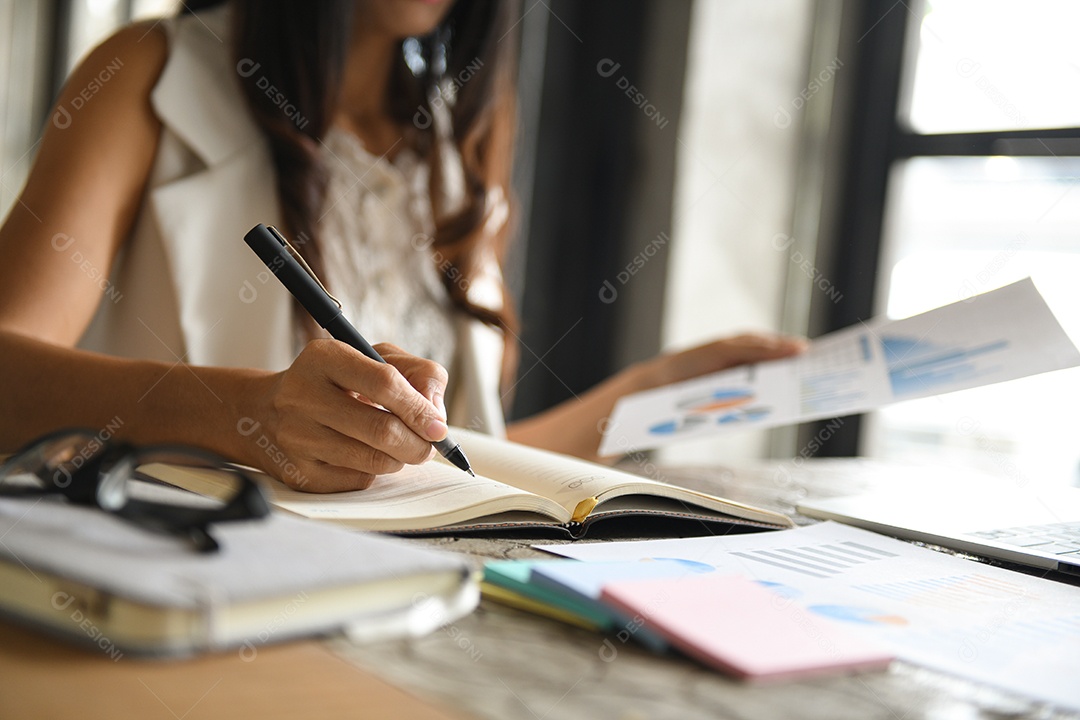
top-left (0, 0), bottom-right (803, 492)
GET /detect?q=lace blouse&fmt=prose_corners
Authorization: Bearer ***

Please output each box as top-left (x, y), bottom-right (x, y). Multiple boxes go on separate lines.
top-left (316, 127), bottom-right (457, 372)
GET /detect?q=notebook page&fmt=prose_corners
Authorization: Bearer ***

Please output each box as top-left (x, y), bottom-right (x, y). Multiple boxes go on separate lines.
top-left (144, 462), bottom-right (570, 531)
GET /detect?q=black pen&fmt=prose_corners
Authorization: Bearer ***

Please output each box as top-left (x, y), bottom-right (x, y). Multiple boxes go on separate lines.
top-left (243, 223), bottom-right (475, 477)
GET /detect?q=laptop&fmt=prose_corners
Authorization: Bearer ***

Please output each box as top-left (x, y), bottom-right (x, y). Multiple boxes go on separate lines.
top-left (798, 482), bottom-right (1080, 576)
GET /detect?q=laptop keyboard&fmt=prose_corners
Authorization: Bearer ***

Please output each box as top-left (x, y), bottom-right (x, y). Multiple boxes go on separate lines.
top-left (969, 520), bottom-right (1080, 556)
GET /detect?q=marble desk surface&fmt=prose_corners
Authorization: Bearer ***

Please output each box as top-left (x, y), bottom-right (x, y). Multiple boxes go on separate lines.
top-left (329, 459), bottom-right (1080, 720)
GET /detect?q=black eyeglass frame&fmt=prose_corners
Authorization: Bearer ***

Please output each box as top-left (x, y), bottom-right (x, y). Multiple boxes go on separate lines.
top-left (0, 428), bottom-right (271, 553)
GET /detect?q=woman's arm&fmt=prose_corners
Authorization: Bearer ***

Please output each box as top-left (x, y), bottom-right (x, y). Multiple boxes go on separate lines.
top-left (0, 25), bottom-right (449, 492)
top-left (0, 332), bottom-right (450, 492)
top-left (506, 333), bottom-right (806, 463)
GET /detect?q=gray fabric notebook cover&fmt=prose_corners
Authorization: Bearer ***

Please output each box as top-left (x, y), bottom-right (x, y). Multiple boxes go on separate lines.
top-left (0, 496), bottom-right (469, 609)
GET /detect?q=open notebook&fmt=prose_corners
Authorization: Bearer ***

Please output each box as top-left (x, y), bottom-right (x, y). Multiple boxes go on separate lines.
top-left (147, 429), bottom-right (792, 538)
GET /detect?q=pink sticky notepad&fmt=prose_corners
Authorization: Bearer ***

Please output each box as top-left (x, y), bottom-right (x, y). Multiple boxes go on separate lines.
top-left (600, 574), bottom-right (893, 682)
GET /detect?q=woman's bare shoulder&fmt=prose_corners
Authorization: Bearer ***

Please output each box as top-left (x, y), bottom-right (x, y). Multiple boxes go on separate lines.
top-left (65, 19), bottom-right (170, 92)
top-left (0, 19), bottom-right (173, 343)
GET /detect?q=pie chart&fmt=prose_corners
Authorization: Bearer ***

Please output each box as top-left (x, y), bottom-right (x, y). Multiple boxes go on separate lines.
top-left (675, 388), bottom-right (754, 412)
top-left (809, 604), bottom-right (908, 626)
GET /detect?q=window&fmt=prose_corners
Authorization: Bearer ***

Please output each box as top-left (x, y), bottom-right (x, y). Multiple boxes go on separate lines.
top-left (817, 0), bottom-right (1080, 488)
top-left (0, 0), bottom-right (178, 220)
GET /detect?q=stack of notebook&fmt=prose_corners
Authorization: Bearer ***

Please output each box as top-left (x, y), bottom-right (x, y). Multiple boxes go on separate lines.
top-left (482, 559), bottom-right (893, 682)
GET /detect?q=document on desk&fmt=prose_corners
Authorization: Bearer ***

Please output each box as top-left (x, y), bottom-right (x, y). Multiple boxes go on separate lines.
top-left (600, 278), bottom-right (1080, 455)
top-left (538, 522), bottom-right (1080, 710)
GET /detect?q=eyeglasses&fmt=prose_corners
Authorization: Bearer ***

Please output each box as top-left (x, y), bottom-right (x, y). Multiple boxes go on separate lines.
top-left (0, 428), bottom-right (270, 553)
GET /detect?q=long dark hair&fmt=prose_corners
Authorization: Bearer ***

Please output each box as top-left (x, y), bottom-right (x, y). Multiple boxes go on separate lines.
top-left (182, 0), bottom-right (520, 360)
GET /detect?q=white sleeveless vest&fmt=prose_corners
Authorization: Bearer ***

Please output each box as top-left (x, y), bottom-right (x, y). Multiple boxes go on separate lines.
top-left (78, 6), bottom-right (507, 436)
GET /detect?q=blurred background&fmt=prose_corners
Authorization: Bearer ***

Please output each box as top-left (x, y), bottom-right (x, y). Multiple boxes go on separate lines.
top-left (2, 0), bottom-right (1078, 485)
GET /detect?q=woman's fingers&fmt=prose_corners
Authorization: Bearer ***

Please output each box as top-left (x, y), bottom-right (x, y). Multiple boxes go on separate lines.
top-left (252, 339), bottom-right (450, 492)
top-left (274, 422), bottom-right (410, 493)
top-left (286, 460), bottom-right (380, 494)
top-left (375, 342), bottom-right (450, 418)
top-left (308, 340), bottom-right (448, 442)
top-left (645, 332), bottom-right (808, 387)
top-left (306, 381), bottom-right (437, 465)
top-left (703, 333), bottom-right (808, 367)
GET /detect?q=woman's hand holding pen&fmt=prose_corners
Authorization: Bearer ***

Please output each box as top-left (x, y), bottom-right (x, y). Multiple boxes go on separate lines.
top-left (241, 339), bottom-right (450, 493)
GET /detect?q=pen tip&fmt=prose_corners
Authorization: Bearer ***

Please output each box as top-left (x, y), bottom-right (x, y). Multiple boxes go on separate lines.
top-left (467, 469), bottom-right (476, 477)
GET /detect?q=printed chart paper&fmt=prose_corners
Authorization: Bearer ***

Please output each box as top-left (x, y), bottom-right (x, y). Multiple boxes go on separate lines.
top-left (600, 278), bottom-right (1080, 455)
top-left (538, 522), bottom-right (1080, 710)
